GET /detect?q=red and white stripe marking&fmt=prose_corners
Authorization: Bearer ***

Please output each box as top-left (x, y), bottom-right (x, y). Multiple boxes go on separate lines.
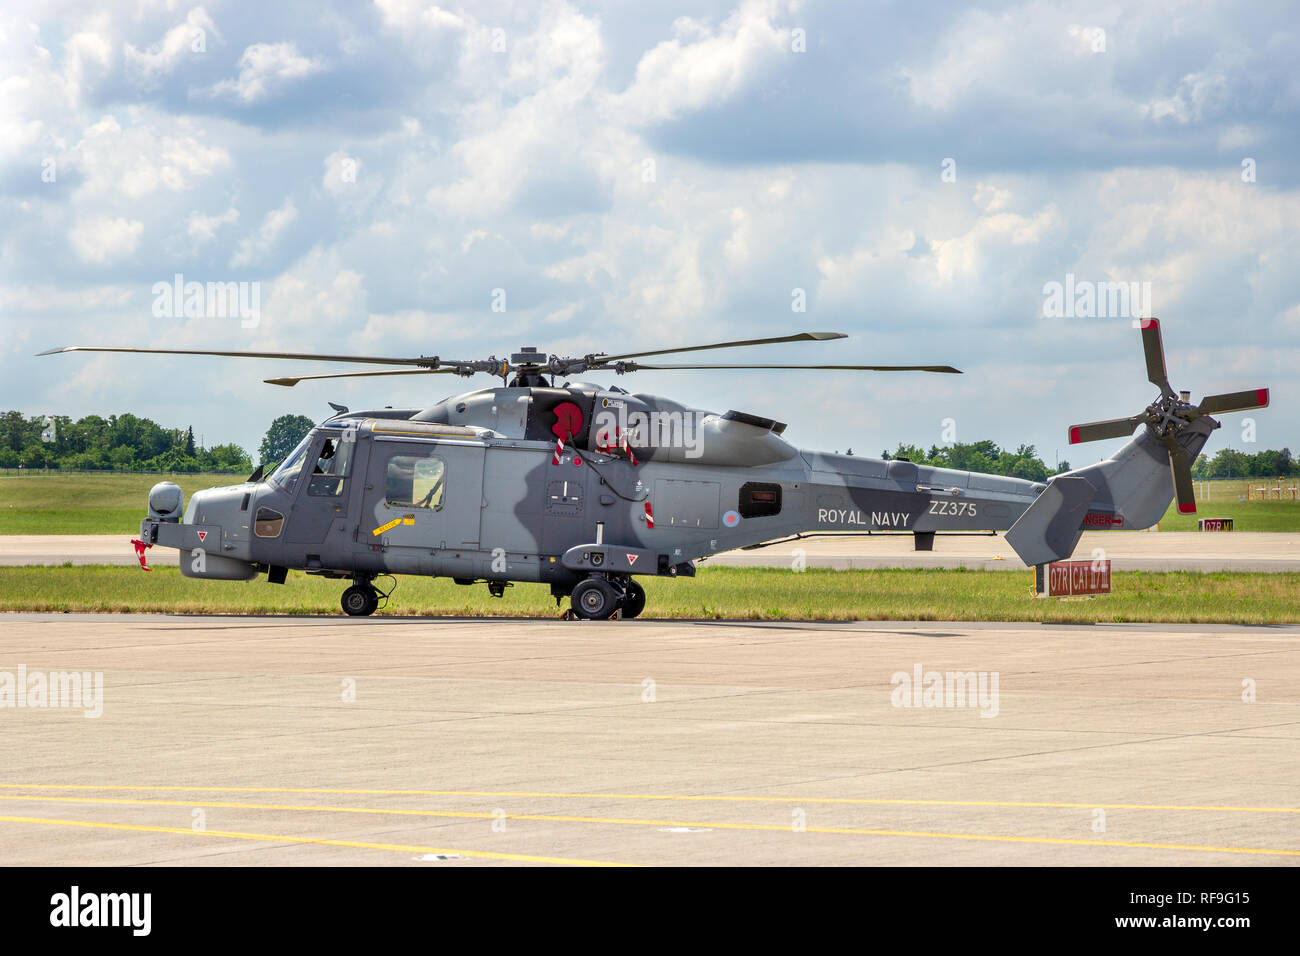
top-left (644, 501), bottom-right (654, 528)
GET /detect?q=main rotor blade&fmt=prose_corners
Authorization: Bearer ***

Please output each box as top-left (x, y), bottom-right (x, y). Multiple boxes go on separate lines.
top-left (1193, 388), bottom-right (1270, 416)
top-left (39, 346), bottom-right (433, 367)
top-left (1139, 318), bottom-right (1173, 397)
top-left (1166, 438), bottom-right (1197, 515)
top-left (594, 331), bottom-right (846, 364)
top-left (615, 362), bottom-right (962, 373)
top-left (1067, 415), bottom-right (1147, 444)
top-left (264, 369), bottom-right (461, 387)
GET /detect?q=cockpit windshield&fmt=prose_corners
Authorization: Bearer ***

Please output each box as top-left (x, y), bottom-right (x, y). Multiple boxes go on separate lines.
top-left (268, 433), bottom-right (313, 494)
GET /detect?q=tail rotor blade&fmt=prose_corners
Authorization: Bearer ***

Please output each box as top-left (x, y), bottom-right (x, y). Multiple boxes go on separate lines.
top-left (1139, 318), bottom-right (1174, 397)
top-left (1067, 415), bottom-right (1146, 444)
top-left (1166, 438), bottom-right (1197, 515)
top-left (1194, 388), bottom-right (1270, 416)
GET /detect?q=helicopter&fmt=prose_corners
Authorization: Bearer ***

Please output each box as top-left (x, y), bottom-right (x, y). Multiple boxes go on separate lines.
top-left (40, 319), bottom-right (1267, 618)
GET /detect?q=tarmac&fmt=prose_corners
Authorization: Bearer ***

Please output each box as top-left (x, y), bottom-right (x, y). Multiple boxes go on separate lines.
top-left (3, 531), bottom-right (1299, 571)
top-left (1, 613), bottom-right (1297, 866)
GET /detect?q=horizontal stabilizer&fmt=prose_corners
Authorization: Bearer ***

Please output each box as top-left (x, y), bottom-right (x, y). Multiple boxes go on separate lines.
top-left (1005, 476), bottom-right (1097, 567)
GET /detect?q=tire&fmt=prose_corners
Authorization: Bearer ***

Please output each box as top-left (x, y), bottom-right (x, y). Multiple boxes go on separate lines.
top-left (571, 577), bottom-right (618, 620)
top-left (341, 584), bottom-right (378, 617)
top-left (621, 579), bottom-right (646, 619)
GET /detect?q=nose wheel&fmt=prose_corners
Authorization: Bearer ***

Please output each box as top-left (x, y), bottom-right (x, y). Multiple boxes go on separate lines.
top-left (341, 583), bottom-right (379, 617)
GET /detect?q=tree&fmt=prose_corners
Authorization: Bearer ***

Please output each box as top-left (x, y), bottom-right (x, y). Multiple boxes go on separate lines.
top-left (184, 426), bottom-right (196, 457)
top-left (259, 414), bottom-right (315, 466)
top-left (202, 443), bottom-right (253, 473)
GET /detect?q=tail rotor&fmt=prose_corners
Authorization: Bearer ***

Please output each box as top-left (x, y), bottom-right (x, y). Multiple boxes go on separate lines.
top-left (1066, 319), bottom-right (1269, 515)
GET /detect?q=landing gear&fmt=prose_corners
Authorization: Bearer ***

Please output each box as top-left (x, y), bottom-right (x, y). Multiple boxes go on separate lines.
top-left (341, 583), bottom-right (379, 617)
top-left (570, 576), bottom-right (620, 620)
top-left (621, 579), bottom-right (646, 619)
top-left (567, 576), bottom-right (646, 620)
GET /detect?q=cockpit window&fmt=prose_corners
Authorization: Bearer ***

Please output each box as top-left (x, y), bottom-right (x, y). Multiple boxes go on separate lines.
top-left (308, 435), bottom-right (354, 497)
top-left (269, 434), bottom-right (313, 494)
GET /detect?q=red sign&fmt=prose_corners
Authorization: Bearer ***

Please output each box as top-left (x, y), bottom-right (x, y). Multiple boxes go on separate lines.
top-left (1198, 518), bottom-right (1233, 531)
top-left (1081, 512), bottom-right (1123, 528)
top-left (1045, 559), bottom-right (1111, 597)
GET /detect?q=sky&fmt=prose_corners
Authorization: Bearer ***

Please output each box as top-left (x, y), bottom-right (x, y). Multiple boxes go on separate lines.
top-left (2, 0), bottom-right (1297, 465)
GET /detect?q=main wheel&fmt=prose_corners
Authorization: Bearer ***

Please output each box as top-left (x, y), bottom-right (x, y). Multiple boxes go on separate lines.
top-left (621, 580), bottom-right (646, 619)
top-left (571, 577), bottom-right (618, 620)
top-left (341, 584), bottom-right (379, 617)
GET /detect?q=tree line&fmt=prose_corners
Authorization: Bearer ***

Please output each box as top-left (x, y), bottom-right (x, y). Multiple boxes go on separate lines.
top-left (883, 440), bottom-right (1299, 480)
top-left (0, 411), bottom-right (252, 473)
top-left (882, 441), bottom-right (1066, 482)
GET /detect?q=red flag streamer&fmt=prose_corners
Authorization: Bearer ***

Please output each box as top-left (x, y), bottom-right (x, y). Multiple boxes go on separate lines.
top-left (130, 538), bottom-right (153, 572)
top-left (620, 430), bottom-right (639, 467)
top-left (644, 501), bottom-right (654, 528)
top-left (552, 434), bottom-right (565, 465)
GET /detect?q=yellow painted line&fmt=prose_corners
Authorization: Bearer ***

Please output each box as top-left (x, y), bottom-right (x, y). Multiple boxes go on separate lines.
top-left (0, 814), bottom-right (631, 867)
top-left (1, 784), bottom-right (1296, 815)
top-left (1, 795), bottom-right (1297, 858)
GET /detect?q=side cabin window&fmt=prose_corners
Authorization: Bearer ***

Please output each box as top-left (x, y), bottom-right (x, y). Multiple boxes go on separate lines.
top-left (308, 435), bottom-right (355, 497)
top-left (739, 481), bottom-right (782, 518)
top-left (386, 453), bottom-right (446, 510)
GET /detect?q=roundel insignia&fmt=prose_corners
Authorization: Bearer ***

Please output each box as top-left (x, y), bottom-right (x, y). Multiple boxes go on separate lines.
top-left (722, 510), bottom-right (741, 528)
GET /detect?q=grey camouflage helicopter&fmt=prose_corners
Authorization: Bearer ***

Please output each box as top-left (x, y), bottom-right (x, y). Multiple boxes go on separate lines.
top-left (41, 319), bottom-right (1267, 618)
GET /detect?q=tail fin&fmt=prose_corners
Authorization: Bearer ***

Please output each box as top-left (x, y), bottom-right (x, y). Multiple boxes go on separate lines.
top-left (1005, 418), bottom-right (1216, 566)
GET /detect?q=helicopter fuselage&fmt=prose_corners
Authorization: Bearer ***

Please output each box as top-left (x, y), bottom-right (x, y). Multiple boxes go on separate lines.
top-left (137, 383), bottom-right (1211, 617)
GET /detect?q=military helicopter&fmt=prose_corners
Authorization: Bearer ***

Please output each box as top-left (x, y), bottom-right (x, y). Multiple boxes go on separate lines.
top-left (41, 319), bottom-right (1266, 618)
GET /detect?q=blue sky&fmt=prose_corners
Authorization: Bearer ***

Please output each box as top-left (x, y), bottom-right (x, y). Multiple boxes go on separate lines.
top-left (2, 0), bottom-right (1297, 464)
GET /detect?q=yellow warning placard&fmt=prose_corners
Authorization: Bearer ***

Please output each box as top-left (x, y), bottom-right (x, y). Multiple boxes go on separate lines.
top-left (372, 515), bottom-right (415, 536)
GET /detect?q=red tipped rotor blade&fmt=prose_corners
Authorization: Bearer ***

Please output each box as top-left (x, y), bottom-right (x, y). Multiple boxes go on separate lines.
top-left (1194, 388), bottom-right (1270, 416)
top-left (1139, 318), bottom-right (1174, 397)
top-left (1166, 440), bottom-right (1197, 515)
top-left (1067, 415), bottom-right (1146, 444)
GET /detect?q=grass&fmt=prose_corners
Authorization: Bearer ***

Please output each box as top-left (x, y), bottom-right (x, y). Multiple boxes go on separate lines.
top-left (1155, 478), bottom-right (1300, 532)
top-left (1, 565), bottom-right (1297, 624)
top-left (0, 472), bottom-right (244, 534)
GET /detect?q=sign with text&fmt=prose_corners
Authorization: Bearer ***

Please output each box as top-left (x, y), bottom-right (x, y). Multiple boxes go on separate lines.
top-left (1198, 517), bottom-right (1234, 531)
top-left (1037, 559), bottom-right (1111, 597)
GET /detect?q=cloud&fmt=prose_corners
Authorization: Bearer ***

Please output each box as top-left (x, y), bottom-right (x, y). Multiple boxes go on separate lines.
top-left (2, 0), bottom-right (1298, 461)
top-left (209, 41), bottom-right (324, 103)
top-left (187, 206), bottom-right (239, 242)
top-left (615, 1), bottom-right (792, 125)
top-left (230, 198), bottom-right (298, 267)
top-left (124, 7), bottom-right (219, 85)
top-left (69, 216), bottom-right (144, 263)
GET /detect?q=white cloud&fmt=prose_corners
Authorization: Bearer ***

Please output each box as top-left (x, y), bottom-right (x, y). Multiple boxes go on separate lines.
top-left (187, 206), bottom-right (239, 242)
top-left (69, 217), bottom-right (144, 263)
top-left (230, 199), bottom-right (298, 266)
top-left (615, 0), bottom-right (792, 125)
top-left (3, 0), bottom-right (1299, 460)
top-left (124, 8), bottom-right (218, 85)
top-left (210, 42), bottom-right (323, 103)
top-left (374, 0), bottom-right (463, 33)
top-left (70, 114), bottom-right (231, 199)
